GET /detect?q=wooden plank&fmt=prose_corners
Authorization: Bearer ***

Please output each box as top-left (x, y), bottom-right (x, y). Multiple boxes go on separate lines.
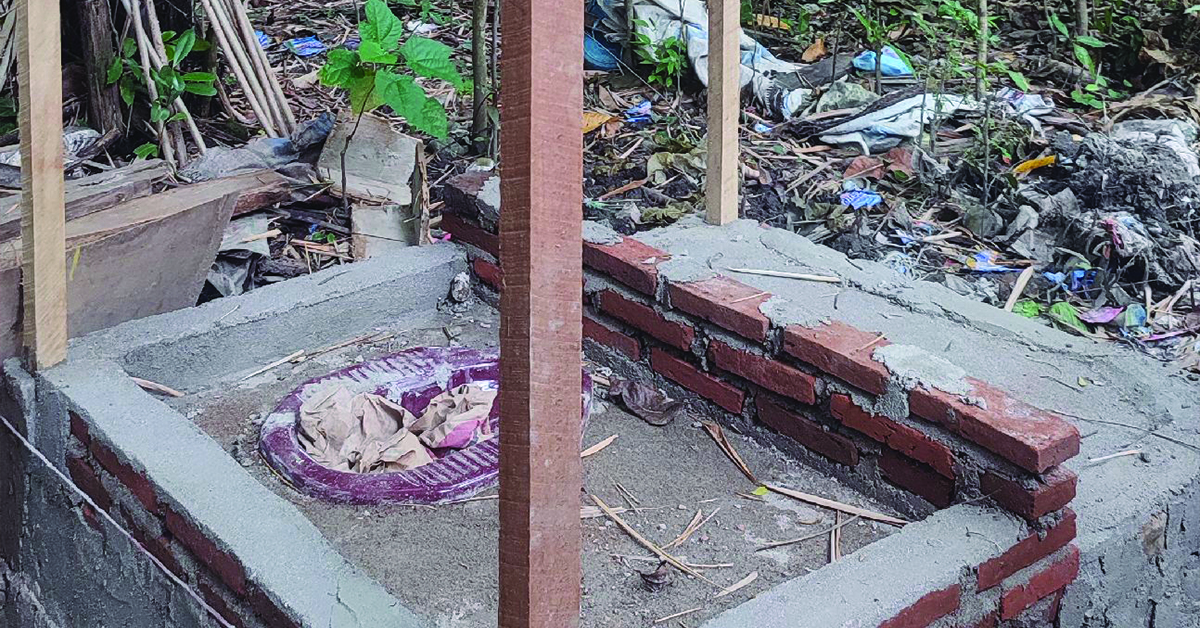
top-left (497, 0), bottom-right (584, 625)
top-left (705, 0), bottom-right (740, 226)
top-left (0, 177), bottom-right (258, 361)
top-left (16, 0), bottom-right (67, 369)
top-left (0, 160), bottom-right (170, 242)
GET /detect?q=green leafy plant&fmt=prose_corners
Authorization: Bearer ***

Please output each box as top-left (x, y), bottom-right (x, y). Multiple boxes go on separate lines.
top-left (319, 0), bottom-right (461, 138)
top-left (106, 29), bottom-right (216, 126)
top-left (631, 19), bottom-right (687, 89)
top-left (396, 0), bottom-right (449, 25)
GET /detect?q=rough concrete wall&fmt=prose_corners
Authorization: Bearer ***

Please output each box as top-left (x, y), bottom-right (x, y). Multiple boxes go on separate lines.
top-left (0, 362), bottom-right (217, 628)
top-left (1061, 476), bottom-right (1200, 627)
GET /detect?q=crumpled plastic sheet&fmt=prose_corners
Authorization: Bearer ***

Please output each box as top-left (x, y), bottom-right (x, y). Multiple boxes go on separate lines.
top-left (588, 0), bottom-right (811, 117)
top-left (819, 93), bottom-right (973, 155)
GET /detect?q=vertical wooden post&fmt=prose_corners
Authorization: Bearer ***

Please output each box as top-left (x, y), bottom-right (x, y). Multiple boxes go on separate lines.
top-left (706, 0), bottom-right (740, 226)
top-left (16, 0), bottom-right (67, 370)
top-left (497, 0), bottom-right (583, 625)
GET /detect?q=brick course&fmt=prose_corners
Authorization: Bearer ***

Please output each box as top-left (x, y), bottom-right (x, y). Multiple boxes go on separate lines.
top-left (756, 396), bottom-right (859, 467)
top-left (782, 322), bottom-right (891, 395)
top-left (830, 395), bottom-right (955, 478)
top-left (709, 340), bottom-right (816, 404)
top-left (649, 348), bottom-right (744, 413)
top-left (668, 277), bottom-right (771, 342)
top-left (598, 290), bottom-right (693, 351)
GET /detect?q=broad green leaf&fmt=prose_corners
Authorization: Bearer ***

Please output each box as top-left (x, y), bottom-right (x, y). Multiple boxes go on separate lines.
top-left (133, 142), bottom-right (159, 160)
top-left (182, 71), bottom-right (217, 83)
top-left (1012, 300), bottom-right (1043, 318)
top-left (172, 29), bottom-right (197, 65)
top-left (122, 37), bottom-right (138, 59)
top-left (1073, 44), bottom-right (1095, 74)
top-left (400, 36), bottom-right (461, 86)
top-left (1187, 4), bottom-right (1200, 13)
top-left (192, 38), bottom-right (212, 52)
top-left (183, 82), bottom-right (217, 96)
top-left (375, 70), bottom-right (426, 122)
top-left (106, 57), bottom-right (123, 85)
top-left (119, 77), bottom-right (136, 106)
top-left (415, 96), bottom-right (448, 138)
top-left (168, 111), bottom-right (189, 122)
top-left (150, 103), bottom-right (170, 123)
top-left (1048, 13), bottom-right (1069, 37)
top-left (161, 30), bottom-right (177, 42)
top-left (347, 69), bottom-right (383, 114)
top-left (1085, 83), bottom-right (1100, 92)
top-left (319, 49), bottom-right (359, 87)
top-left (358, 39), bottom-right (398, 64)
top-left (361, 0), bottom-right (405, 50)
top-left (1075, 35), bottom-right (1106, 48)
top-left (1048, 302), bottom-right (1089, 334)
top-left (1006, 70), bottom-right (1030, 91)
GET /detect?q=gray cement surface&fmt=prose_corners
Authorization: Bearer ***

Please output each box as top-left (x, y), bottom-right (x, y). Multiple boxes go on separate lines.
top-left (634, 218), bottom-right (1200, 626)
top-left (177, 302), bottom-right (900, 627)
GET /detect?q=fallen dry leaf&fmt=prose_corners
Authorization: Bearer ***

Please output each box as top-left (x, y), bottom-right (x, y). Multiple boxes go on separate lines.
top-left (802, 38), bottom-right (827, 63)
top-left (610, 377), bottom-right (687, 426)
top-left (583, 111), bottom-right (615, 134)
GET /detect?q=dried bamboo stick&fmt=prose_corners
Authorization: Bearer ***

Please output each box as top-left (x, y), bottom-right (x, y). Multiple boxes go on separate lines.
top-left (196, 0), bottom-right (278, 136)
top-left (115, 0), bottom-right (208, 153)
top-left (129, 0), bottom-right (175, 166)
top-left (225, 0), bottom-right (295, 131)
top-left (221, 0), bottom-right (288, 133)
top-left (140, 0), bottom-right (187, 162)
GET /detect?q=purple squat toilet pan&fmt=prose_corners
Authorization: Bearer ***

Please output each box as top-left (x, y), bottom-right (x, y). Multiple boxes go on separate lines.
top-left (259, 347), bottom-right (593, 504)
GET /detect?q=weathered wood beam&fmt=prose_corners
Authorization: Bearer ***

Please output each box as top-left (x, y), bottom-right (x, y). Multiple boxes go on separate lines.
top-left (16, 0), bottom-right (67, 370)
top-left (497, 0), bottom-right (584, 625)
top-left (705, 0), bottom-right (740, 226)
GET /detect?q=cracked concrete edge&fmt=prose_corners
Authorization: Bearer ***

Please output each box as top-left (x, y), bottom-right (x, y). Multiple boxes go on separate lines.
top-left (700, 504), bottom-right (1025, 628)
top-left (39, 358), bottom-right (424, 628)
top-left (67, 243), bottom-right (467, 369)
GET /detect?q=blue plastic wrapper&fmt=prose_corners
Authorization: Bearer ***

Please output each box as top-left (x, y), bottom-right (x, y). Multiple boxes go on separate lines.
top-left (625, 100), bottom-right (652, 125)
top-left (584, 33), bottom-right (621, 71)
top-left (255, 30), bottom-right (271, 49)
top-left (840, 190), bottom-right (882, 210)
top-left (753, 122), bottom-right (774, 134)
top-left (969, 250), bottom-right (1017, 272)
top-left (852, 46), bottom-right (913, 77)
top-left (285, 36), bottom-right (327, 57)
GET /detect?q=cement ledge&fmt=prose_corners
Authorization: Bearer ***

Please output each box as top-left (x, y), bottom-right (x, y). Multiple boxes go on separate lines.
top-left (700, 504), bottom-right (1025, 628)
top-left (40, 357), bottom-right (423, 627)
top-left (67, 242), bottom-right (467, 390)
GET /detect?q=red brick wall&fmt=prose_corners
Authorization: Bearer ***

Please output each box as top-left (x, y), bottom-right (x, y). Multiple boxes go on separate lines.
top-left (443, 210), bottom-right (1083, 627)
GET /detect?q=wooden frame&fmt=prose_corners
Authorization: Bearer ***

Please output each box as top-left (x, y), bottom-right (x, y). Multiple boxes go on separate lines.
top-left (16, 0), bottom-right (67, 370)
top-left (706, 0), bottom-right (740, 226)
top-left (496, 0), bottom-right (585, 625)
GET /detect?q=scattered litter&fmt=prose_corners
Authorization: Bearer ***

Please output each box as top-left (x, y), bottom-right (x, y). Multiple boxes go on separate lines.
top-left (285, 36), bottom-right (326, 57)
top-left (851, 46), bottom-right (912, 76)
top-left (640, 562), bottom-right (672, 592)
top-left (840, 189), bottom-right (882, 210)
top-left (713, 571), bottom-right (758, 599)
top-left (131, 377), bottom-right (185, 398)
top-left (1087, 449), bottom-right (1143, 464)
top-left (581, 434), bottom-right (619, 458)
top-left (609, 377), bottom-right (686, 426)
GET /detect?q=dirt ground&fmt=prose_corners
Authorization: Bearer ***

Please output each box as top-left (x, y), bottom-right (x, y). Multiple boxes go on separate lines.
top-left (177, 302), bottom-right (900, 627)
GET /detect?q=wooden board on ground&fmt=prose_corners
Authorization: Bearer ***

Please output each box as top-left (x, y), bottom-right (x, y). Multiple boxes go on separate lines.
top-left (0, 159), bottom-right (169, 242)
top-left (0, 176), bottom-right (260, 361)
top-left (316, 113), bottom-right (421, 205)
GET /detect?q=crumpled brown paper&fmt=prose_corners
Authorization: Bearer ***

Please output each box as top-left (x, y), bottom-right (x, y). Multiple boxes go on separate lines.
top-left (298, 383), bottom-right (496, 474)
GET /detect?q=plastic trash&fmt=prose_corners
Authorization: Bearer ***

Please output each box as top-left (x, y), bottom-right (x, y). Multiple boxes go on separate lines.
top-left (625, 100), bottom-right (652, 125)
top-left (753, 122), bottom-right (774, 134)
top-left (1079, 306), bottom-right (1124, 324)
top-left (882, 251), bottom-right (913, 276)
top-left (852, 46), bottom-right (912, 77)
top-left (840, 190), bottom-right (882, 210)
top-left (255, 30), bottom-right (271, 49)
top-left (285, 36), bottom-right (326, 57)
top-left (819, 93), bottom-right (972, 154)
top-left (967, 250), bottom-right (1017, 273)
top-left (585, 32), bottom-right (621, 71)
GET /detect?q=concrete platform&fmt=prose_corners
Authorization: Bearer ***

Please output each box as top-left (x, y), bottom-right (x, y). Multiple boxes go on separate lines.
top-left (628, 217), bottom-right (1200, 627)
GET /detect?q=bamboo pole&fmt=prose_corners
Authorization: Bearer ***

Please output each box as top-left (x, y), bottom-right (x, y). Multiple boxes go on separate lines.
top-left (129, 0), bottom-right (176, 166)
top-left (196, 0), bottom-right (278, 136)
top-left (222, 0), bottom-right (288, 133)
top-left (225, 0), bottom-right (295, 132)
top-left (141, 0), bottom-right (187, 162)
top-left (114, 0), bottom-right (209, 153)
